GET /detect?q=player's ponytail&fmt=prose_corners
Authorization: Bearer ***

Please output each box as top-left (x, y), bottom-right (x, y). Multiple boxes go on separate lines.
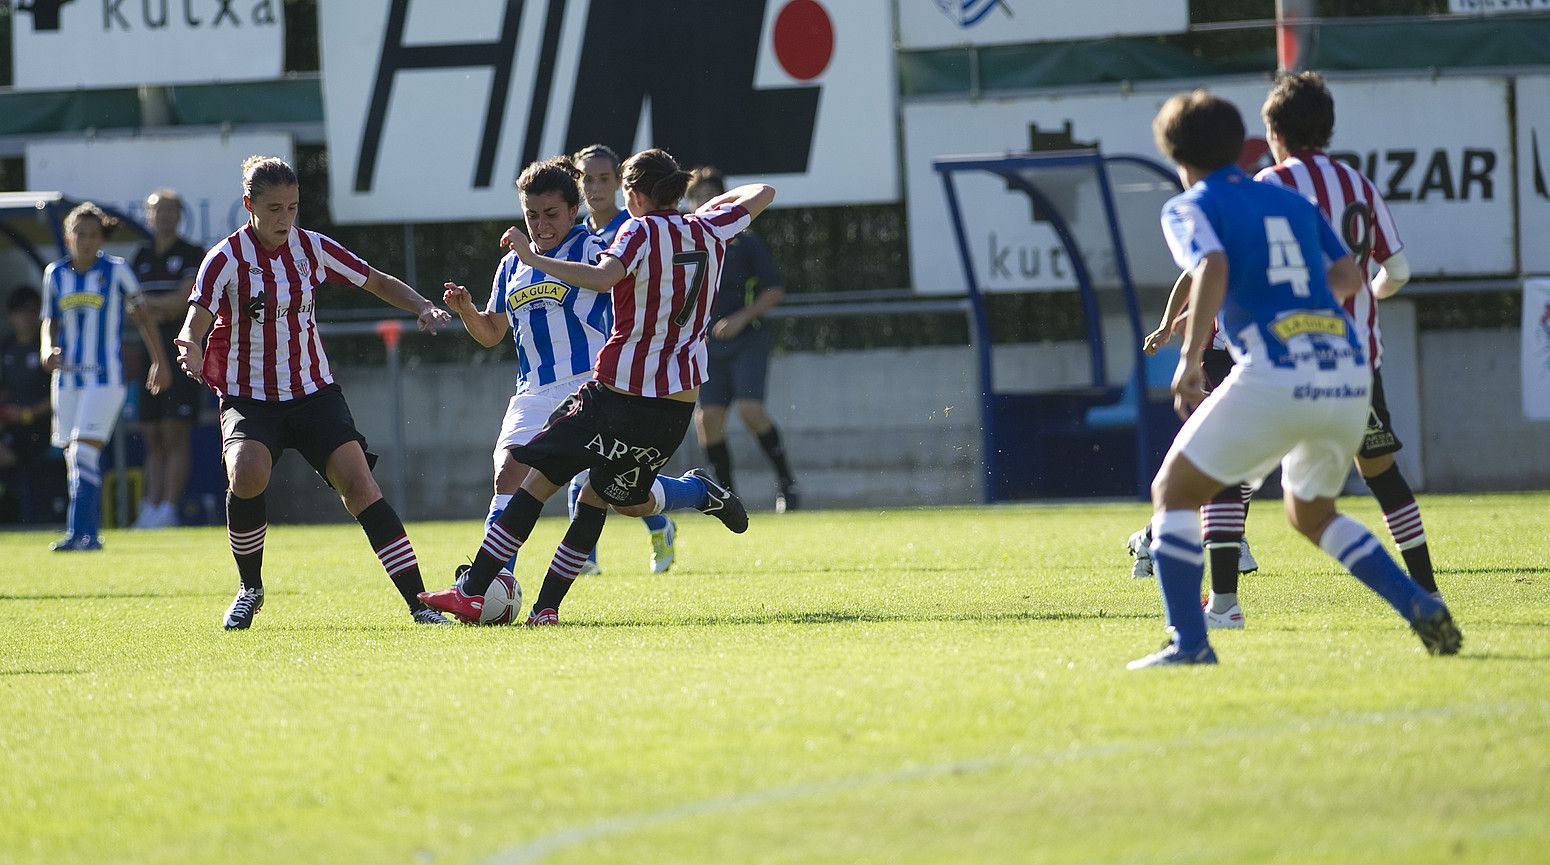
top-left (621, 148), bottom-right (690, 210)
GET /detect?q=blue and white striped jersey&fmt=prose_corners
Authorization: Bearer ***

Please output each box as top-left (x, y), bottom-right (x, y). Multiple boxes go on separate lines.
top-left (41, 253), bottom-right (141, 388)
top-left (595, 209), bottom-right (630, 245)
top-left (487, 225), bottom-right (612, 392)
top-left (1161, 165), bottom-right (1362, 372)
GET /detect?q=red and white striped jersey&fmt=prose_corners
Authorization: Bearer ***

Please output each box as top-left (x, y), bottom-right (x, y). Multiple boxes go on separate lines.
top-left (190, 225), bottom-right (372, 401)
top-left (1255, 150), bottom-right (1404, 368)
top-left (595, 203), bottom-right (753, 397)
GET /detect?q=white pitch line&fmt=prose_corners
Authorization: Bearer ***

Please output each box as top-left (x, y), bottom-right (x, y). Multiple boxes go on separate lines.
top-left (483, 704), bottom-right (1515, 865)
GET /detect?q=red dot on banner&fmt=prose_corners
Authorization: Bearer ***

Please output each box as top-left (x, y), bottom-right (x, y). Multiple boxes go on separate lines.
top-left (773, 0), bottom-right (833, 81)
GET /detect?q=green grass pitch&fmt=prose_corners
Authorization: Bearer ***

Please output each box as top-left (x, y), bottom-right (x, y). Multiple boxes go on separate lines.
top-left (2, 493), bottom-right (1547, 865)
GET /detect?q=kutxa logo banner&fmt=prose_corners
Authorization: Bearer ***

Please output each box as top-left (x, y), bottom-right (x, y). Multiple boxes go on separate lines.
top-left (10, 0), bottom-right (284, 90)
top-left (320, 0), bottom-right (896, 223)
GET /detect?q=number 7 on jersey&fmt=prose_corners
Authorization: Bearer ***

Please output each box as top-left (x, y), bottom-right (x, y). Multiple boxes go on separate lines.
top-left (672, 250), bottom-right (709, 328)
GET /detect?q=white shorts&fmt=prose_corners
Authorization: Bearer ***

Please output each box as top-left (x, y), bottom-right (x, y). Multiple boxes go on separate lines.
top-left (52, 381), bottom-right (128, 448)
top-left (495, 374), bottom-right (588, 451)
top-left (1172, 363), bottom-right (1371, 501)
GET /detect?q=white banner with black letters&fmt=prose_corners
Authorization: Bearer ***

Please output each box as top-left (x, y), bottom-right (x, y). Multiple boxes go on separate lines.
top-left (320, 0), bottom-right (897, 223)
top-left (898, 0), bottom-right (1187, 50)
top-left (9, 0), bottom-right (284, 91)
top-left (904, 75), bottom-right (1515, 294)
top-left (26, 132), bottom-right (295, 248)
top-left (1522, 279), bottom-right (1550, 420)
top-left (1517, 75), bottom-right (1550, 274)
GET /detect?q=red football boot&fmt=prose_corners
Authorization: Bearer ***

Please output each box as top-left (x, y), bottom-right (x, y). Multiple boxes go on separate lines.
top-left (417, 587), bottom-right (484, 624)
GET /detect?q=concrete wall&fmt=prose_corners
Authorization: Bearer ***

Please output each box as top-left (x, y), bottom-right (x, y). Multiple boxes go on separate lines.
top-left (1420, 328), bottom-right (1550, 490)
top-left (262, 311), bottom-right (1550, 523)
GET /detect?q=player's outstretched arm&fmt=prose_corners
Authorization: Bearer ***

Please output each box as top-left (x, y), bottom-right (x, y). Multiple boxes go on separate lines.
top-left (362, 267), bottom-right (452, 334)
top-left (697, 184), bottom-right (776, 222)
top-left (505, 227), bottom-right (625, 292)
top-left (442, 282), bottom-right (509, 348)
top-left (1372, 250), bottom-right (1410, 299)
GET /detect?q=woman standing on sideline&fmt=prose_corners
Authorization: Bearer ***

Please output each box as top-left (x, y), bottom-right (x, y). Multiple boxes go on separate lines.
top-left (42, 202), bottom-right (171, 551)
top-left (175, 156), bottom-right (454, 629)
top-left (131, 188), bottom-right (207, 529)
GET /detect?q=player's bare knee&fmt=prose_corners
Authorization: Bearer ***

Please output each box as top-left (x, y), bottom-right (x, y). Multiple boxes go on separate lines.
top-left (613, 501), bottom-right (653, 518)
top-left (493, 452), bottom-right (523, 494)
top-left (734, 400), bottom-right (770, 431)
top-left (337, 472), bottom-right (382, 512)
top-left (227, 463), bottom-right (270, 498)
top-left (1356, 451), bottom-right (1394, 479)
top-left (1284, 495), bottom-right (1335, 541)
top-left (576, 482), bottom-right (609, 509)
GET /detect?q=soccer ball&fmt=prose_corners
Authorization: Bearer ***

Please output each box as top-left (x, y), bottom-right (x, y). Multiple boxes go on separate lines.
top-left (459, 567), bottom-right (522, 626)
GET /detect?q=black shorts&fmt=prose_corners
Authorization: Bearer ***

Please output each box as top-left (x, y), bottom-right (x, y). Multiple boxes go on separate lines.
top-left (139, 323), bottom-right (206, 422)
top-left (1359, 367), bottom-right (1403, 459)
top-left (512, 380), bottom-right (694, 507)
top-left (219, 384), bottom-right (376, 483)
top-left (701, 335), bottom-right (772, 408)
top-left (1201, 348), bottom-right (1235, 391)
top-left (141, 370), bottom-right (205, 423)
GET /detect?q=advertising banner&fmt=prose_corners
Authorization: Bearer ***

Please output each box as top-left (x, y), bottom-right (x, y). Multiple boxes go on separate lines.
top-left (1518, 76), bottom-right (1550, 275)
top-left (1449, 0), bottom-right (1550, 13)
top-left (26, 132), bottom-right (296, 248)
top-left (904, 76), bottom-right (1515, 294)
top-left (898, 0), bottom-right (1187, 50)
top-left (320, 0), bottom-right (896, 224)
top-left (9, 0), bottom-right (284, 91)
top-left (1522, 279), bottom-right (1550, 420)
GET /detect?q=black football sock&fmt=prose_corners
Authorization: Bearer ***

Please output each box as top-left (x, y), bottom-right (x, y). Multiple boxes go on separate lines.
top-left (226, 491), bottom-right (266, 593)
top-left (356, 498), bottom-right (426, 611)
top-left (1208, 546), bottom-right (1240, 597)
top-left (533, 502), bottom-right (607, 613)
top-left (1364, 464), bottom-right (1438, 593)
top-left (755, 425), bottom-right (795, 487)
top-left (1201, 486), bottom-right (1246, 596)
top-left (706, 440), bottom-right (733, 489)
top-left (464, 489), bottom-right (545, 596)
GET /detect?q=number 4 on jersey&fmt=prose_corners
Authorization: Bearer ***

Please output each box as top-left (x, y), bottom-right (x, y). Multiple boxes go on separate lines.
top-left (1264, 216), bottom-right (1311, 297)
top-left (671, 250), bottom-right (709, 327)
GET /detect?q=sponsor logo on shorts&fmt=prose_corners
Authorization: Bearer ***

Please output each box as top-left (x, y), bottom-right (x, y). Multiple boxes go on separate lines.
top-left (611, 466), bottom-right (641, 494)
top-left (1292, 384), bottom-right (1368, 401)
top-left (586, 433), bottom-right (632, 462)
top-left (507, 280), bottom-right (570, 310)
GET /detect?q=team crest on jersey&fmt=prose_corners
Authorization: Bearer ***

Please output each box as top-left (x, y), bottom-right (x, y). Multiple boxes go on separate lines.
top-left (296, 259), bottom-right (311, 274)
top-left (1270, 313), bottom-right (1347, 342)
top-left (58, 292), bottom-right (105, 311)
top-left (507, 280), bottom-right (570, 309)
